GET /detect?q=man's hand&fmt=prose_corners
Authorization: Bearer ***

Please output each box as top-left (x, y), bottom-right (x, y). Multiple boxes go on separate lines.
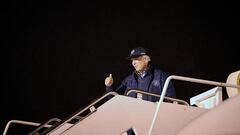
top-left (105, 74), bottom-right (114, 86)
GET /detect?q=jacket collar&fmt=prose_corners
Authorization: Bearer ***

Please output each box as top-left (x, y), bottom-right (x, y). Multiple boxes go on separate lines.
top-left (133, 65), bottom-right (154, 78)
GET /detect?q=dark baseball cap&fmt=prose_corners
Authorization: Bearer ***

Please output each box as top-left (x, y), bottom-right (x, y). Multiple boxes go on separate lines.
top-left (126, 47), bottom-right (148, 59)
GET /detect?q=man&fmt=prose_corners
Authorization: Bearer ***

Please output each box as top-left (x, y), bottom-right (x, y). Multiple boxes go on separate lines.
top-left (105, 47), bottom-right (176, 102)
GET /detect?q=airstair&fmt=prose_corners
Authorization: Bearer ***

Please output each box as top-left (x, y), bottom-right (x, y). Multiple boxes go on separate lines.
top-left (3, 74), bottom-right (240, 135)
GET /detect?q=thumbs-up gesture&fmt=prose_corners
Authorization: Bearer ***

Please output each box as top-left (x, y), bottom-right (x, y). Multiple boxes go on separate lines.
top-left (105, 74), bottom-right (114, 86)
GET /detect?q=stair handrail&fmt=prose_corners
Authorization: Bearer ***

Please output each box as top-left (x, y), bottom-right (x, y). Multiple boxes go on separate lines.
top-left (44, 91), bottom-right (118, 135)
top-left (125, 89), bottom-right (189, 105)
top-left (28, 118), bottom-right (61, 135)
top-left (3, 119), bottom-right (52, 135)
top-left (147, 75), bottom-right (240, 135)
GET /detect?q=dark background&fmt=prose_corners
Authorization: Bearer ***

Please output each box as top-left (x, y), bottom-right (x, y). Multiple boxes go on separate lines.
top-left (2, 1), bottom-right (239, 134)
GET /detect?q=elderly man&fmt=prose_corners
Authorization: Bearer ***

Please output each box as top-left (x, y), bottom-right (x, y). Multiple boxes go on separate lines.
top-left (105, 47), bottom-right (176, 102)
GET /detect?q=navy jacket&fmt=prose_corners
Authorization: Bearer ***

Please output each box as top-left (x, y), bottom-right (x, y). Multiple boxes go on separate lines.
top-left (106, 66), bottom-right (176, 102)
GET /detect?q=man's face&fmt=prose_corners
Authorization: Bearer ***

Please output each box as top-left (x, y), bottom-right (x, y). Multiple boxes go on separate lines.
top-left (131, 55), bottom-right (149, 72)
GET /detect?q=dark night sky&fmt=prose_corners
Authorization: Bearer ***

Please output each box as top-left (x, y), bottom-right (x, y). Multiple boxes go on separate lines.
top-left (2, 1), bottom-right (239, 134)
